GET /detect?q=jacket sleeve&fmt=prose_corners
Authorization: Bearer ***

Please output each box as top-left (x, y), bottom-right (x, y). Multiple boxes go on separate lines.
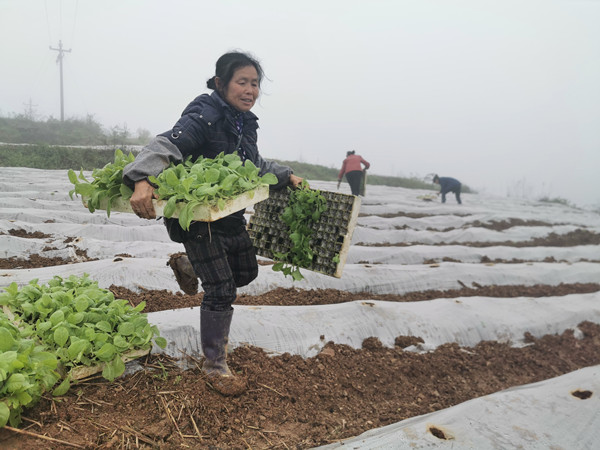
top-left (122, 112), bottom-right (210, 190)
top-left (361, 157), bottom-right (370, 170)
top-left (255, 153), bottom-right (293, 190)
top-left (439, 178), bottom-right (452, 195)
top-left (122, 135), bottom-right (183, 190)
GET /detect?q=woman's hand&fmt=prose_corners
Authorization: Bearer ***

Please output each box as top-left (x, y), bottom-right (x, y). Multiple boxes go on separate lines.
top-left (130, 179), bottom-right (158, 219)
top-left (289, 174), bottom-right (304, 188)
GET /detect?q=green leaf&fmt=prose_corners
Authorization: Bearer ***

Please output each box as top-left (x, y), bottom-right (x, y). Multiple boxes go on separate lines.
top-left (67, 339), bottom-right (89, 361)
top-left (260, 173), bottom-right (278, 185)
top-left (84, 327), bottom-right (96, 341)
top-left (0, 349), bottom-right (17, 363)
top-left (154, 336), bottom-right (167, 349)
top-left (95, 343), bottom-right (116, 362)
top-left (291, 269), bottom-right (305, 281)
top-left (0, 328), bottom-right (16, 352)
top-left (220, 173), bottom-right (238, 190)
top-left (93, 333), bottom-right (109, 345)
top-left (113, 335), bottom-right (130, 352)
top-left (15, 391), bottom-right (34, 406)
top-left (67, 312), bottom-right (85, 325)
top-left (49, 310), bottom-right (65, 326)
top-left (96, 321), bottom-right (112, 332)
top-left (5, 373), bottom-right (27, 392)
top-left (227, 160), bottom-right (242, 170)
top-left (31, 351), bottom-right (58, 370)
top-left (118, 322), bottom-right (135, 337)
top-left (119, 184), bottom-right (133, 200)
top-left (204, 168), bottom-right (220, 184)
top-left (244, 160), bottom-right (257, 172)
top-left (102, 356), bottom-right (125, 382)
top-left (0, 402), bottom-right (10, 427)
top-left (53, 326), bottom-right (70, 347)
top-left (52, 377), bottom-right (71, 397)
top-left (74, 296), bottom-right (89, 312)
top-left (75, 183), bottom-right (95, 197)
top-left (68, 169), bottom-right (79, 185)
top-left (165, 169), bottom-right (179, 187)
top-left (163, 196), bottom-right (177, 218)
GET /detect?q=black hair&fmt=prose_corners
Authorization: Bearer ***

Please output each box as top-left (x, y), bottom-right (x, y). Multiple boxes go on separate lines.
top-left (346, 150), bottom-right (356, 156)
top-left (433, 174), bottom-right (439, 183)
top-left (206, 51), bottom-right (264, 94)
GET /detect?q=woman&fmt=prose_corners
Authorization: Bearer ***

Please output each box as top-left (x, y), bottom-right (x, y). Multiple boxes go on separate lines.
top-left (338, 150), bottom-right (370, 196)
top-left (123, 51), bottom-right (303, 395)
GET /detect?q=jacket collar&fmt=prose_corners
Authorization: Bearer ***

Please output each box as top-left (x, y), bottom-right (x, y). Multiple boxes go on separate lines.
top-left (211, 90), bottom-right (258, 122)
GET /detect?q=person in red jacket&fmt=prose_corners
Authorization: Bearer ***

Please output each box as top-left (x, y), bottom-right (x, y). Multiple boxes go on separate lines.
top-left (337, 150), bottom-right (370, 196)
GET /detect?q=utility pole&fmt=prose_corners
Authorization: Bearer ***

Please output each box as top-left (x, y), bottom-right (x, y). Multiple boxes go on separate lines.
top-left (49, 40), bottom-right (71, 121)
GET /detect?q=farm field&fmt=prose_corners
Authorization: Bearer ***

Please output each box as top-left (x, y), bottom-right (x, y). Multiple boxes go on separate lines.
top-left (1, 166), bottom-right (600, 449)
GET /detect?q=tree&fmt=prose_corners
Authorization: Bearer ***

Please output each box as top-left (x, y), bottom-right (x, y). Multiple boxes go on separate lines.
top-left (136, 127), bottom-right (152, 143)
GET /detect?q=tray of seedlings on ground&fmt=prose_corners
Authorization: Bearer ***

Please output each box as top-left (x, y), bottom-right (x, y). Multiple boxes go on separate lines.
top-left (68, 150), bottom-right (277, 228)
top-left (0, 274), bottom-right (166, 428)
top-left (248, 182), bottom-right (361, 280)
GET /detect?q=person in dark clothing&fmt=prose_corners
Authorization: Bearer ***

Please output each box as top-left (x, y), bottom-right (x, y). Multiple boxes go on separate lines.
top-left (123, 51), bottom-right (303, 396)
top-left (433, 174), bottom-right (462, 204)
top-left (337, 150), bottom-right (370, 196)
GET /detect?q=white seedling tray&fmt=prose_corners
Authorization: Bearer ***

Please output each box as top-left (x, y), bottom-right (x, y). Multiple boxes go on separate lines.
top-left (68, 347), bottom-right (151, 381)
top-left (83, 184), bottom-right (269, 222)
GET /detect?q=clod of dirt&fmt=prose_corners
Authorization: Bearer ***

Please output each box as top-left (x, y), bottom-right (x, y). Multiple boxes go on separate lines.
top-left (206, 373), bottom-right (248, 396)
top-left (395, 336), bottom-right (425, 348)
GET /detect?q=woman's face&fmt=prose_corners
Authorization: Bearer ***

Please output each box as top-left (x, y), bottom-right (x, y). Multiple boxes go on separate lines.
top-left (220, 65), bottom-right (259, 113)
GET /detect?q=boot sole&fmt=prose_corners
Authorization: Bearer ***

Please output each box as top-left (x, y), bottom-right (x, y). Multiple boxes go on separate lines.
top-left (168, 254), bottom-right (199, 295)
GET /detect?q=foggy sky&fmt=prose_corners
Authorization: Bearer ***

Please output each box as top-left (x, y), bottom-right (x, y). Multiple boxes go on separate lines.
top-left (1, 0), bottom-right (599, 207)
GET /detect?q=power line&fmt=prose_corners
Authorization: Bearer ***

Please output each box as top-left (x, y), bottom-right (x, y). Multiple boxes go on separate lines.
top-left (44, 0), bottom-right (53, 45)
top-left (70, 0), bottom-right (79, 47)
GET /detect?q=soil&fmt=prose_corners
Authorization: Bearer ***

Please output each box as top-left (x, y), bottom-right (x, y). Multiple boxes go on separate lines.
top-left (356, 228), bottom-right (600, 247)
top-left (107, 282), bottom-right (600, 312)
top-left (1, 318), bottom-right (599, 449)
top-left (1, 229), bottom-right (600, 448)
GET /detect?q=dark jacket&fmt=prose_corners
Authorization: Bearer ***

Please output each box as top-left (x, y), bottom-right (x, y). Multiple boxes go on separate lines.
top-left (123, 91), bottom-right (292, 238)
top-left (438, 177), bottom-right (461, 195)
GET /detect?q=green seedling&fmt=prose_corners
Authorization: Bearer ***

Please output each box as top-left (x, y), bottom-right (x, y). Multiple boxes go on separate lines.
top-left (0, 311), bottom-right (60, 427)
top-left (68, 148), bottom-right (135, 216)
top-left (0, 274), bottom-right (167, 428)
top-left (272, 181), bottom-right (328, 281)
top-left (149, 152), bottom-right (277, 230)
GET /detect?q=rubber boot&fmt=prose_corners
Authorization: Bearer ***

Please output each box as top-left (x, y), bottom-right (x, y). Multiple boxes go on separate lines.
top-left (167, 253), bottom-right (198, 295)
top-left (200, 309), bottom-right (247, 396)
